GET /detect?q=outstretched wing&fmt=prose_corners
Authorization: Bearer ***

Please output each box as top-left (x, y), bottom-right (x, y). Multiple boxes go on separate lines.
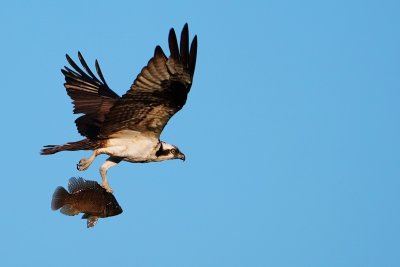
top-left (62, 52), bottom-right (120, 139)
top-left (99, 23), bottom-right (198, 139)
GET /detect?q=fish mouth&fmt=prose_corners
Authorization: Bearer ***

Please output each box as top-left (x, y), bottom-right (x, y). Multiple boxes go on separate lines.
top-left (108, 208), bottom-right (123, 217)
top-left (113, 205), bottom-right (123, 215)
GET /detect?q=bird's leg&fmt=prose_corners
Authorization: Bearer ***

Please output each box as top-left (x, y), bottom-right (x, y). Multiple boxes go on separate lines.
top-left (77, 149), bottom-right (101, 171)
top-left (99, 157), bottom-right (121, 193)
top-left (77, 147), bottom-right (121, 171)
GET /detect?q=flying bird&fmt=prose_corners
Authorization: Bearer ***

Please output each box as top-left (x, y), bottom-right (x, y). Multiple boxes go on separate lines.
top-left (41, 24), bottom-right (197, 192)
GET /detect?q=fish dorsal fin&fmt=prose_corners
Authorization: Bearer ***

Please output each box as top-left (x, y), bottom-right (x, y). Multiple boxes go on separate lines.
top-left (60, 205), bottom-right (80, 216)
top-left (68, 177), bottom-right (103, 194)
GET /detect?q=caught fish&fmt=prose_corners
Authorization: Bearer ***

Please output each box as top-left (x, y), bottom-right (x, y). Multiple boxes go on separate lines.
top-left (51, 177), bottom-right (123, 228)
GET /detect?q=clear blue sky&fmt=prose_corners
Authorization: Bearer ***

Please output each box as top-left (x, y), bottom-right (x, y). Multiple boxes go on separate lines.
top-left (1, 0), bottom-right (399, 266)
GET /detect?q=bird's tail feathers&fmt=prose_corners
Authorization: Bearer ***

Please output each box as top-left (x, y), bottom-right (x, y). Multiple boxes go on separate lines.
top-left (40, 139), bottom-right (100, 155)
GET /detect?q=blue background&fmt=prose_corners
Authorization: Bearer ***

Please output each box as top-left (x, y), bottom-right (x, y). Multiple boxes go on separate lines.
top-left (1, 0), bottom-right (399, 266)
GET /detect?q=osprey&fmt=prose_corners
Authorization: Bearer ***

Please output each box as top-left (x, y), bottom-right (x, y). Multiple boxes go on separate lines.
top-left (41, 24), bottom-right (197, 192)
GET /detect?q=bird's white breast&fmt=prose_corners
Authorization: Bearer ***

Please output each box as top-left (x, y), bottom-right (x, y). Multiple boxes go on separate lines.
top-left (105, 130), bottom-right (159, 162)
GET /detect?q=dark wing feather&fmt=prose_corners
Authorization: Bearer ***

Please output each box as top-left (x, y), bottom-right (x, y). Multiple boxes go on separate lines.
top-left (99, 23), bottom-right (197, 138)
top-left (63, 52), bottom-right (120, 139)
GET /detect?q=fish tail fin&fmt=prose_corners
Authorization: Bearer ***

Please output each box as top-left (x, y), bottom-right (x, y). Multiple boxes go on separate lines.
top-left (51, 186), bottom-right (69, 210)
top-left (41, 139), bottom-right (100, 155)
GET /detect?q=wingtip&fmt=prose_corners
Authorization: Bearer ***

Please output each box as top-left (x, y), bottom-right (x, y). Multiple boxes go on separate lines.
top-left (189, 34), bottom-right (198, 77)
top-left (193, 35), bottom-right (198, 46)
top-left (155, 45), bottom-right (162, 52)
top-left (169, 27), bottom-right (177, 39)
top-left (95, 59), bottom-right (100, 70)
top-left (168, 27), bottom-right (180, 59)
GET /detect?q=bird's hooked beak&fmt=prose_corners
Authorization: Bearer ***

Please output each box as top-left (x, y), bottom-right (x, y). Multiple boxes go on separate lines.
top-left (178, 152), bottom-right (186, 161)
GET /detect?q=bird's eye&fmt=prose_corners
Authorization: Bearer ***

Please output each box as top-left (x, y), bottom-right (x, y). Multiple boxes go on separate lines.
top-left (171, 149), bottom-right (176, 154)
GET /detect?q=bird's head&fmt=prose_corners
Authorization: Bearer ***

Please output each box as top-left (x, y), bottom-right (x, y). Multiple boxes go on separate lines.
top-left (155, 142), bottom-right (185, 162)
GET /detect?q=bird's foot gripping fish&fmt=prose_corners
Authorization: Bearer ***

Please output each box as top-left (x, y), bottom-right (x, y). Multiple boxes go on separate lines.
top-left (51, 177), bottom-right (123, 228)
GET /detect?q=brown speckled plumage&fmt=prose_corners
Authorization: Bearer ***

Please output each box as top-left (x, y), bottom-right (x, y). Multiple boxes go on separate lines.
top-left (41, 23), bottom-right (197, 155)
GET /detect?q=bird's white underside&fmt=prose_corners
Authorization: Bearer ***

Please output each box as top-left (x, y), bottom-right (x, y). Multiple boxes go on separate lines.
top-left (105, 130), bottom-right (162, 162)
top-left (78, 130), bottom-right (178, 192)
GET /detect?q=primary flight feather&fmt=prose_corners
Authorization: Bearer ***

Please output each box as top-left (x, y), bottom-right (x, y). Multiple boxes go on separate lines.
top-left (42, 24), bottom-right (198, 192)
